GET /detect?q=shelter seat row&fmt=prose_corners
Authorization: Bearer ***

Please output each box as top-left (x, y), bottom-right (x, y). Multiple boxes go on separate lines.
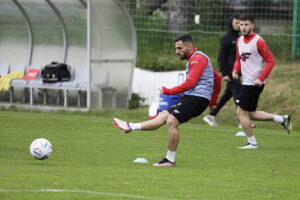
top-left (0, 63), bottom-right (116, 109)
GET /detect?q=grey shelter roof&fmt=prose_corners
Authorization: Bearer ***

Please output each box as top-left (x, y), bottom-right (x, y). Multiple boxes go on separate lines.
top-left (0, 0), bottom-right (136, 111)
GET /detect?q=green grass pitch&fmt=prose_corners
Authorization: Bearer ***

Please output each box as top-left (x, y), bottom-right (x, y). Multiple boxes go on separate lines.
top-left (0, 110), bottom-right (299, 200)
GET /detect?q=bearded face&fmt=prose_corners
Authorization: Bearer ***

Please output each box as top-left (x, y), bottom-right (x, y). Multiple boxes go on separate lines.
top-left (175, 41), bottom-right (190, 60)
top-left (240, 20), bottom-right (254, 36)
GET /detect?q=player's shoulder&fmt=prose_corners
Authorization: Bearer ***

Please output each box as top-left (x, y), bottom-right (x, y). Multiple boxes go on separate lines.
top-left (192, 52), bottom-right (208, 61)
top-left (256, 36), bottom-right (268, 46)
top-left (190, 52), bottom-right (208, 64)
top-left (236, 36), bottom-right (243, 43)
top-left (251, 33), bottom-right (264, 42)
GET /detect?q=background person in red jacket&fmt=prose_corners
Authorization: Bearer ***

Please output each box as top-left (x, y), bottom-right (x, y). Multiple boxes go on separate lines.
top-left (232, 15), bottom-right (292, 150)
top-left (113, 35), bottom-right (221, 166)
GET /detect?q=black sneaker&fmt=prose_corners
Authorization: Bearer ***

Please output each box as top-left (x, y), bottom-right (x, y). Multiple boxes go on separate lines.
top-left (281, 115), bottom-right (292, 135)
top-left (153, 158), bottom-right (176, 167)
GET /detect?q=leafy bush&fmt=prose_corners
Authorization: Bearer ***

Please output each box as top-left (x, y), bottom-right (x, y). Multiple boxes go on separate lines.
top-left (128, 93), bottom-right (145, 109)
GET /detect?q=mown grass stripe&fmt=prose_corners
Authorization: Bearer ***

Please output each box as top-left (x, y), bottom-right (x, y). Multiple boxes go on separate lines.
top-left (0, 189), bottom-right (179, 200)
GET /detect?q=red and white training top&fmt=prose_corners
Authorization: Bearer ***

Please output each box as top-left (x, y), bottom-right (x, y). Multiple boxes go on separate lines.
top-left (233, 33), bottom-right (275, 85)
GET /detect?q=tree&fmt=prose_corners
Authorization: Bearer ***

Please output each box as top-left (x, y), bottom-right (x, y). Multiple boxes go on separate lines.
top-left (167, 0), bottom-right (195, 36)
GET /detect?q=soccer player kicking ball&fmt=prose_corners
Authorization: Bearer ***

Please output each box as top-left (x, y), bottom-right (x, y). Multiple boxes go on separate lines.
top-left (113, 35), bottom-right (222, 166)
top-left (232, 15), bottom-right (292, 150)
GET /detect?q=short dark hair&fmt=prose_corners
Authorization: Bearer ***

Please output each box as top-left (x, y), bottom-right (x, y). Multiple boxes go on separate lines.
top-left (232, 14), bottom-right (240, 20)
top-left (175, 35), bottom-right (193, 43)
top-left (239, 15), bottom-right (255, 24)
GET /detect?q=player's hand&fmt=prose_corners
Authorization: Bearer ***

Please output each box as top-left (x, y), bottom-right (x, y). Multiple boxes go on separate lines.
top-left (209, 104), bottom-right (217, 111)
top-left (253, 79), bottom-right (263, 87)
top-left (232, 71), bottom-right (239, 79)
top-left (223, 76), bottom-right (231, 82)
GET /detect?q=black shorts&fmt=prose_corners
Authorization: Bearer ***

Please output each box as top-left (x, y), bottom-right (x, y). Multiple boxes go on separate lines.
top-left (229, 78), bottom-right (242, 102)
top-left (167, 95), bottom-right (209, 124)
top-left (236, 85), bottom-right (265, 112)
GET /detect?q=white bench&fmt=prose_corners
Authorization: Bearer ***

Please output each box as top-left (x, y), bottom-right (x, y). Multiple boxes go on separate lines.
top-left (9, 65), bottom-right (116, 110)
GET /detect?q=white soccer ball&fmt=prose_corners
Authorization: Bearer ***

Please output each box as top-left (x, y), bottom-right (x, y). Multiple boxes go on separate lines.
top-left (30, 138), bottom-right (53, 160)
top-left (148, 102), bottom-right (159, 119)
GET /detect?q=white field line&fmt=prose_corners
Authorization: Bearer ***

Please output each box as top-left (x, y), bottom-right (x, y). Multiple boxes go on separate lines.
top-left (0, 188), bottom-right (179, 200)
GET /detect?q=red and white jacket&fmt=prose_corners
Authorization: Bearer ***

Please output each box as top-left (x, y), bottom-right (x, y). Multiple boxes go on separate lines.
top-left (162, 47), bottom-right (221, 107)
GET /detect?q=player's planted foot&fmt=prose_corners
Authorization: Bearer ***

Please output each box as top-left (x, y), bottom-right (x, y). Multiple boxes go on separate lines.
top-left (153, 158), bottom-right (176, 167)
top-left (281, 115), bottom-right (292, 135)
top-left (237, 143), bottom-right (258, 150)
top-left (203, 115), bottom-right (218, 126)
top-left (113, 118), bottom-right (132, 133)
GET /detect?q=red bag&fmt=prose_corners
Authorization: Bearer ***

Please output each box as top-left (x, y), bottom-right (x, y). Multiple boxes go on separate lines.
top-left (24, 69), bottom-right (40, 80)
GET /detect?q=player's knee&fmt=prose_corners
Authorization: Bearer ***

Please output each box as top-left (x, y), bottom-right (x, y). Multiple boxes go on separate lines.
top-left (155, 110), bottom-right (169, 124)
top-left (248, 112), bottom-right (254, 119)
top-left (166, 115), bottom-right (179, 128)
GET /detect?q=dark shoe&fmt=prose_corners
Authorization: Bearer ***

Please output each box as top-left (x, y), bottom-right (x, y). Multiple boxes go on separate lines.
top-left (153, 158), bottom-right (176, 167)
top-left (281, 115), bottom-right (292, 135)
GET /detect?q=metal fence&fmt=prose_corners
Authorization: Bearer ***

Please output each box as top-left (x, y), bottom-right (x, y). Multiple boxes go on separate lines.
top-left (121, 0), bottom-right (299, 70)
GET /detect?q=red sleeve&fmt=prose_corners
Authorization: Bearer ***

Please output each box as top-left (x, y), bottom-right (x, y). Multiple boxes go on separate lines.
top-left (210, 69), bottom-right (222, 106)
top-left (232, 37), bottom-right (241, 74)
top-left (257, 38), bottom-right (275, 82)
top-left (162, 54), bottom-right (208, 95)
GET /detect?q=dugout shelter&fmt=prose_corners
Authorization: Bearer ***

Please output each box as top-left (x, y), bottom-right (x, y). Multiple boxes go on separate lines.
top-left (0, 0), bottom-right (136, 111)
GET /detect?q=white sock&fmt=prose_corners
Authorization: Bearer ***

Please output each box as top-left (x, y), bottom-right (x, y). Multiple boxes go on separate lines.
top-left (128, 123), bottom-right (141, 130)
top-left (166, 150), bottom-right (176, 163)
top-left (247, 135), bottom-right (257, 145)
top-left (273, 115), bottom-right (284, 123)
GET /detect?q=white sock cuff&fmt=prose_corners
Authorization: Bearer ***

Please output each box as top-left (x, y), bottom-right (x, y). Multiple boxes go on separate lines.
top-left (166, 150), bottom-right (176, 163)
top-left (274, 115), bottom-right (284, 123)
top-left (128, 123), bottom-right (141, 130)
top-left (247, 135), bottom-right (257, 145)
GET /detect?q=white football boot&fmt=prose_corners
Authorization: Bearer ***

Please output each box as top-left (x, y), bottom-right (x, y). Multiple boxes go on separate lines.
top-left (203, 115), bottom-right (218, 126)
top-left (237, 143), bottom-right (258, 150)
top-left (113, 118), bottom-right (132, 133)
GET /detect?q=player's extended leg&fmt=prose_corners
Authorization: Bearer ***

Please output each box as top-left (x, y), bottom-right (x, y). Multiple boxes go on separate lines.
top-left (140, 110), bottom-right (169, 130)
top-left (249, 111), bottom-right (292, 134)
top-left (249, 111), bottom-right (275, 121)
top-left (113, 110), bottom-right (169, 133)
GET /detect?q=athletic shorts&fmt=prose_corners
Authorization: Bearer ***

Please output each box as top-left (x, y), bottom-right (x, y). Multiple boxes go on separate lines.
top-left (167, 95), bottom-right (209, 124)
top-left (229, 78), bottom-right (242, 102)
top-left (236, 84), bottom-right (265, 112)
